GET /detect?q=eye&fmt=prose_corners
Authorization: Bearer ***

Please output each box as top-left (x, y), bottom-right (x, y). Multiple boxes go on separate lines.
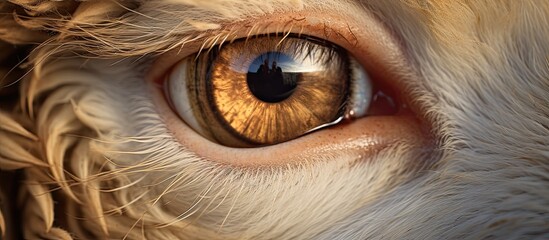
top-left (164, 35), bottom-right (397, 147)
top-left (147, 13), bottom-right (428, 166)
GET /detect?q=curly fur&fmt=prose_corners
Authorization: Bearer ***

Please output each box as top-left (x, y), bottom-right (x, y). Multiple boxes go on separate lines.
top-left (0, 0), bottom-right (548, 239)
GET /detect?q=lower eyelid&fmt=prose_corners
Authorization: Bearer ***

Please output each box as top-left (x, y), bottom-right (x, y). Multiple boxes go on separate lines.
top-left (150, 78), bottom-right (429, 167)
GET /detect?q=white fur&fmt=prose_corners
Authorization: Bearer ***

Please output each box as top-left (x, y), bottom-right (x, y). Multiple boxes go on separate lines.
top-left (0, 0), bottom-right (548, 239)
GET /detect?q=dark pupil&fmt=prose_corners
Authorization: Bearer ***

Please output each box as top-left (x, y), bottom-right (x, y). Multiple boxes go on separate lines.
top-left (247, 52), bottom-right (299, 103)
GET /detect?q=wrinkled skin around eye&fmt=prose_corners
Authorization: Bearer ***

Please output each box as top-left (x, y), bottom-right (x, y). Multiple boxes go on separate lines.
top-left (0, 1), bottom-right (548, 240)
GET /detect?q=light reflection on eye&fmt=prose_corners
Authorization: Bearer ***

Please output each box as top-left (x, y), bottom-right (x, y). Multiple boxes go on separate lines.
top-left (164, 35), bottom-right (397, 148)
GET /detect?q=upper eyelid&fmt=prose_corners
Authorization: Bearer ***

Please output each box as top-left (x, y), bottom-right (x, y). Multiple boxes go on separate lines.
top-left (145, 11), bottom-right (401, 84)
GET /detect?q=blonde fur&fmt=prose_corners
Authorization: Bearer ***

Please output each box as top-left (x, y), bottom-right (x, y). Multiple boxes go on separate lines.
top-left (0, 0), bottom-right (548, 239)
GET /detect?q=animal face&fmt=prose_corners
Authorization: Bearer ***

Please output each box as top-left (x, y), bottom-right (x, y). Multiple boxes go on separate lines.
top-left (0, 1), bottom-right (548, 239)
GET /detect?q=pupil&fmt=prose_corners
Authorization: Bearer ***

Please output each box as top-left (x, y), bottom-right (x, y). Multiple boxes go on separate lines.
top-left (246, 52), bottom-right (299, 103)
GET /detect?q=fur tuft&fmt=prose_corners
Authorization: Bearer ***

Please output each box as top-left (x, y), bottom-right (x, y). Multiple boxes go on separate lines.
top-left (0, 0), bottom-right (547, 239)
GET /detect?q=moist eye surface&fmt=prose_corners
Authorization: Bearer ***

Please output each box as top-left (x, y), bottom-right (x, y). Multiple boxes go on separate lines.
top-left (166, 35), bottom-right (376, 147)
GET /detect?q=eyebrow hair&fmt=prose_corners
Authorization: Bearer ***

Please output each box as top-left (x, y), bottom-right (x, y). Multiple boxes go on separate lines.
top-left (1, 0), bottom-right (303, 57)
top-left (2, 0), bottom-right (385, 57)
top-left (2, 0), bottom-right (544, 62)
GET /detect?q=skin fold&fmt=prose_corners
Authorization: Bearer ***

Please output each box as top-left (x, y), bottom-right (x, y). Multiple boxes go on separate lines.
top-left (0, 0), bottom-right (548, 239)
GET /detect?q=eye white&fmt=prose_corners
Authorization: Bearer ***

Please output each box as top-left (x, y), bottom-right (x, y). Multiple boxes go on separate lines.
top-left (347, 58), bottom-right (373, 118)
top-left (166, 59), bottom-right (207, 137)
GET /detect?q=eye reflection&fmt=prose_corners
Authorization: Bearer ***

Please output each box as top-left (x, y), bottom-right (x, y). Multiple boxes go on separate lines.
top-left (247, 53), bottom-right (300, 103)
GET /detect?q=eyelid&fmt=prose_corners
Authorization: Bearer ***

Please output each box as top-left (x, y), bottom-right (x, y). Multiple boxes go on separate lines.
top-left (146, 9), bottom-right (409, 96)
top-left (152, 92), bottom-right (425, 167)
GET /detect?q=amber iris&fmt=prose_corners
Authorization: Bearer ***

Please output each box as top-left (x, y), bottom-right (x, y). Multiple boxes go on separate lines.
top-left (175, 36), bottom-right (350, 147)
